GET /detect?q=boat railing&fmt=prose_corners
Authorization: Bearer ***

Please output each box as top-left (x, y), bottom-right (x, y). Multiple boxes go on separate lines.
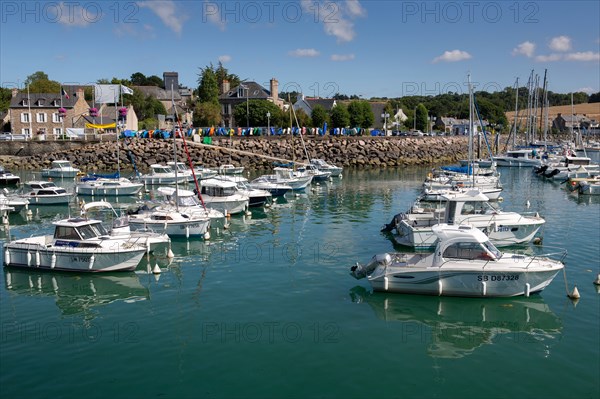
top-left (506, 246), bottom-right (568, 268)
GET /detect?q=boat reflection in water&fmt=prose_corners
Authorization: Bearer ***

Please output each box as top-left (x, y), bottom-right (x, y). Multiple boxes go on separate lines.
top-left (3, 268), bottom-right (149, 317)
top-left (349, 286), bottom-right (562, 359)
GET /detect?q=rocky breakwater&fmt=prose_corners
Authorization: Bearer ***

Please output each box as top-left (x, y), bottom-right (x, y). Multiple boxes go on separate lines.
top-left (0, 136), bottom-right (469, 173)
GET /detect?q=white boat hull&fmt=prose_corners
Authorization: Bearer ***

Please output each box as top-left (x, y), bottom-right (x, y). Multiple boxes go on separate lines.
top-left (128, 218), bottom-right (210, 237)
top-left (26, 193), bottom-right (73, 205)
top-left (4, 240), bottom-right (145, 272)
top-left (368, 267), bottom-right (561, 297)
top-left (76, 184), bottom-right (143, 196)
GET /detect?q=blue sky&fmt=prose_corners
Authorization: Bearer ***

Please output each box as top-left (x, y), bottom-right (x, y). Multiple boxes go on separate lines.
top-left (1, 1), bottom-right (599, 98)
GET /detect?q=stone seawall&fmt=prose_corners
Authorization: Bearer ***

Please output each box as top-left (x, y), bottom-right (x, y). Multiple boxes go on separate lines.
top-left (0, 136), bottom-right (469, 172)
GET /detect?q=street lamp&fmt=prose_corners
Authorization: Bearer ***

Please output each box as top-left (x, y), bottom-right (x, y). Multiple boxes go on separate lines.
top-left (381, 112), bottom-right (389, 134)
top-left (267, 111), bottom-right (271, 135)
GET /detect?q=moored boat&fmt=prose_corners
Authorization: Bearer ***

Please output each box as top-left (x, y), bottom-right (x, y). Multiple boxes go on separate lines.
top-left (3, 217), bottom-right (147, 272)
top-left (352, 224), bottom-right (565, 297)
top-left (41, 160), bottom-right (81, 178)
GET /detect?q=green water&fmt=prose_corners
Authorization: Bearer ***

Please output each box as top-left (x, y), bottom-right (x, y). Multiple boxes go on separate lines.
top-left (1, 167), bottom-right (599, 399)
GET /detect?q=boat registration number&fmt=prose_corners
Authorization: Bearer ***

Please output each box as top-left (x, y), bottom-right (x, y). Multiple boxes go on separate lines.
top-left (477, 274), bottom-right (519, 281)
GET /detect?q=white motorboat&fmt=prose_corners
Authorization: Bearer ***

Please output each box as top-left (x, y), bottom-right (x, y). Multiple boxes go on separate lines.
top-left (248, 176), bottom-right (292, 197)
top-left (352, 224), bottom-right (565, 297)
top-left (81, 201), bottom-right (171, 254)
top-left (167, 161), bottom-right (195, 183)
top-left (22, 181), bottom-right (74, 205)
top-left (310, 159), bottom-right (343, 177)
top-left (199, 178), bottom-right (250, 215)
top-left (297, 164), bottom-right (332, 182)
top-left (127, 205), bottom-right (211, 238)
top-left (41, 160), bottom-right (81, 178)
top-left (154, 187), bottom-right (227, 230)
top-left (423, 172), bottom-right (502, 200)
top-left (3, 217), bottom-right (147, 272)
top-left (0, 191), bottom-right (28, 213)
top-left (75, 175), bottom-right (143, 196)
top-left (215, 175), bottom-right (272, 207)
top-left (0, 165), bottom-right (20, 186)
top-left (388, 190), bottom-right (545, 248)
top-left (218, 164), bottom-right (244, 175)
top-left (193, 165), bottom-right (218, 180)
top-left (265, 167), bottom-right (313, 191)
top-left (495, 149), bottom-right (542, 167)
top-left (137, 164), bottom-right (187, 185)
top-left (534, 155), bottom-right (599, 181)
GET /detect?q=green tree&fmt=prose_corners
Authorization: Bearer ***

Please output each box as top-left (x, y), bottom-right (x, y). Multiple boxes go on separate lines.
top-left (293, 108), bottom-right (311, 128)
top-left (193, 102), bottom-right (222, 127)
top-left (130, 72), bottom-right (147, 86)
top-left (0, 87), bottom-right (12, 113)
top-left (233, 100), bottom-right (283, 127)
top-left (139, 118), bottom-right (158, 130)
top-left (330, 103), bottom-right (350, 128)
top-left (23, 71), bottom-right (60, 93)
top-left (415, 103), bottom-right (428, 131)
top-left (124, 88), bottom-right (166, 121)
top-left (197, 65), bottom-right (219, 104)
top-left (311, 104), bottom-right (329, 128)
top-left (215, 61), bottom-right (240, 93)
top-left (347, 100), bottom-right (374, 128)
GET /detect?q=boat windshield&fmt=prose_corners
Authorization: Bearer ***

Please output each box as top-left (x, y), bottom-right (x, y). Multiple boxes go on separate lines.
top-left (77, 222), bottom-right (108, 239)
top-left (482, 240), bottom-right (501, 259)
top-left (442, 241), bottom-right (498, 261)
top-left (178, 195), bottom-right (200, 206)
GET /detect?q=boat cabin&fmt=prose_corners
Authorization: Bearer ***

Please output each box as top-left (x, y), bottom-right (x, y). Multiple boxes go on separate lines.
top-left (201, 179), bottom-right (239, 197)
top-left (150, 164), bottom-right (175, 175)
top-left (433, 224), bottom-right (501, 264)
top-left (50, 160), bottom-right (74, 169)
top-left (564, 155), bottom-right (592, 166)
top-left (53, 218), bottom-right (109, 241)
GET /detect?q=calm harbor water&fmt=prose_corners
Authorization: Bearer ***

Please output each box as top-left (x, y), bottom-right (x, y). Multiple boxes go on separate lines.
top-left (1, 163), bottom-right (599, 399)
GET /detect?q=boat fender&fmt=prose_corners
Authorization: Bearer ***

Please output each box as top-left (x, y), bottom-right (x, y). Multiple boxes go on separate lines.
top-left (88, 255), bottom-right (95, 270)
top-left (4, 249), bottom-right (10, 266)
top-left (50, 253), bottom-right (57, 269)
top-left (384, 276), bottom-right (389, 291)
top-left (27, 252), bottom-right (32, 267)
top-left (35, 251), bottom-right (41, 267)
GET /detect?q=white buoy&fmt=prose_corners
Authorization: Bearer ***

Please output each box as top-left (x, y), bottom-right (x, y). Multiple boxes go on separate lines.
top-left (526, 200), bottom-right (531, 209)
top-left (568, 286), bottom-right (581, 299)
top-left (533, 237), bottom-right (543, 245)
top-left (497, 197), bottom-right (503, 202)
top-left (204, 231), bottom-right (211, 240)
top-left (245, 209), bottom-right (252, 217)
top-left (26, 208), bottom-right (32, 218)
top-left (594, 274), bottom-right (600, 286)
top-left (152, 264), bottom-right (162, 274)
top-left (167, 247), bottom-right (174, 258)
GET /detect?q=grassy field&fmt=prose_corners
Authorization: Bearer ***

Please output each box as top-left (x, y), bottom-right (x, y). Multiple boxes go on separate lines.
top-left (506, 102), bottom-right (600, 122)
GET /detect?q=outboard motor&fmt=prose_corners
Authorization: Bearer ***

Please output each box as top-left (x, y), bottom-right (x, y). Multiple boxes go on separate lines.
top-left (543, 169), bottom-right (561, 179)
top-left (350, 254), bottom-right (392, 279)
top-left (534, 165), bottom-right (548, 175)
top-left (381, 213), bottom-right (405, 232)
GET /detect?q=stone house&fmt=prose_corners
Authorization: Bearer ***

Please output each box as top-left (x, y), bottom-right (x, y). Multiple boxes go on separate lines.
top-left (9, 87), bottom-right (89, 138)
top-left (219, 78), bottom-right (284, 127)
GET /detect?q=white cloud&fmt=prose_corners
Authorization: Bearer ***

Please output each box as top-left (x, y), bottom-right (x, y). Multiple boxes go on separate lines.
top-left (345, 0), bottom-right (367, 17)
top-left (549, 35), bottom-right (572, 52)
top-left (565, 51), bottom-right (600, 62)
top-left (535, 53), bottom-right (562, 62)
top-left (289, 49), bottom-right (320, 57)
top-left (512, 41), bottom-right (536, 57)
top-left (302, 0), bottom-right (366, 43)
top-left (138, 1), bottom-right (186, 35)
top-left (218, 55), bottom-right (232, 63)
top-left (57, 2), bottom-right (96, 27)
top-left (330, 54), bottom-right (355, 61)
top-left (432, 50), bottom-right (472, 63)
top-left (203, 0), bottom-right (226, 31)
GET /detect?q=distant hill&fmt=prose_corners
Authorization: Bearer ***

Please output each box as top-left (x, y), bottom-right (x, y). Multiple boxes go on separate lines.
top-left (505, 103), bottom-right (600, 123)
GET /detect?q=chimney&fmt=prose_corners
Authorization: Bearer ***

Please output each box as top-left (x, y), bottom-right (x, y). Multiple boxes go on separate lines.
top-left (222, 79), bottom-right (230, 94)
top-left (270, 78), bottom-right (279, 102)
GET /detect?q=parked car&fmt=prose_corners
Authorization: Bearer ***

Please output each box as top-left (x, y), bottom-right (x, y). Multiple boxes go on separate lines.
top-left (410, 130), bottom-right (424, 137)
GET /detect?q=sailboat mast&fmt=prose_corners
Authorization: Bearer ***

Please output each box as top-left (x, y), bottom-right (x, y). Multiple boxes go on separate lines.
top-left (538, 69), bottom-right (547, 139)
top-left (512, 78), bottom-right (519, 149)
top-left (171, 83), bottom-right (179, 212)
top-left (467, 74), bottom-right (474, 176)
